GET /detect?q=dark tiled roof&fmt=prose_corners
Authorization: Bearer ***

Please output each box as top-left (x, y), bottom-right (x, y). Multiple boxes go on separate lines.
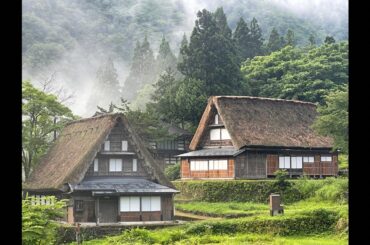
top-left (73, 177), bottom-right (179, 194)
top-left (176, 147), bottom-right (241, 157)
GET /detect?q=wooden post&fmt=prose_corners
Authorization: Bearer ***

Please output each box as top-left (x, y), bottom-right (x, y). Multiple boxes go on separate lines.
top-left (75, 223), bottom-right (81, 244)
top-left (96, 197), bottom-right (100, 225)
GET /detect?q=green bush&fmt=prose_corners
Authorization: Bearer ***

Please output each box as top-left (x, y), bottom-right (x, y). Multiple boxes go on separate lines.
top-left (22, 195), bottom-right (67, 245)
top-left (184, 209), bottom-right (339, 236)
top-left (164, 163), bottom-right (180, 181)
top-left (173, 178), bottom-right (348, 203)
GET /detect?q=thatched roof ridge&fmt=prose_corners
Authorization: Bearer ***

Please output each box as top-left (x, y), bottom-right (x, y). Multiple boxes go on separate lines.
top-left (24, 113), bottom-right (174, 191)
top-left (189, 96), bottom-right (333, 150)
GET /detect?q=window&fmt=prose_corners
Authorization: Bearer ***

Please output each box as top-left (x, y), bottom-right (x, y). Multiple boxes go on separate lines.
top-left (109, 159), bottom-right (122, 172)
top-left (132, 159), bottom-right (137, 172)
top-left (120, 197), bottom-right (140, 212)
top-left (209, 160), bottom-right (228, 170)
top-left (210, 129), bottom-right (220, 140)
top-left (291, 157), bottom-right (303, 169)
top-left (210, 128), bottom-right (231, 140)
top-left (279, 156), bottom-right (291, 168)
top-left (321, 156), bottom-right (332, 162)
top-left (122, 141), bottom-right (128, 151)
top-left (215, 114), bottom-right (219, 124)
top-left (303, 156), bottom-right (315, 163)
top-left (221, 128), bottom-right (231, 139)
top-left (190, 160), bottom-right (208, 171)
top-left (93, 159), bottom-right (98, 172)
top-left (141, 196), bottom-right (161, 211)
top-left (190, 160), bottom-right (228, 171)
top-left (104, 141), bottom-right (110, 151)
top-left (75, 200), bottom-right (84, 212)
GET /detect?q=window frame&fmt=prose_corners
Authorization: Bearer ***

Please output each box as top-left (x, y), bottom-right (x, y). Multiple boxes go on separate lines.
top-left (132, 159), bottom-right (137, 172)
top-left (93, 159), bottom-right (99, 172)
top-left (104, 141), bottom-right (110, 151)
top-left (122, 141), bottom-right (128, 151)
top-left (320, 156), bottom-right (332, 162)
top-left (303, 156), bottom-right (315, 163)
top-left (109, 158), bottom-right (122, 172)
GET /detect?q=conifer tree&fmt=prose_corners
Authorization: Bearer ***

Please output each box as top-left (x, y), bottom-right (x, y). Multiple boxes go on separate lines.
top-left (285, 29), bottom-right (296, 47)
top-left (178, 9), bottom-right (242, 96)
top-left (249, 17), bottom-right (264, 57)
top-left (324, 36), bottom-right (336, 44)
top-left (123, 36), bottom-right (155, 101)
top-left (233, 17), bottom-right (252, 62)
top-left (156, 36), bottom-right (177, 76)
top-left (267, 27), bottom-right (283, 52)
top-left (309, 34), bottom-right (316, 46)
top-left (213, 7), bottom-right (232, 38)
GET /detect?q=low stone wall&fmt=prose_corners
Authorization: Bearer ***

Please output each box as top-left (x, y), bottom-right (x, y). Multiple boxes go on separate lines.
top-left (56, 222), bottom-right (180, 244)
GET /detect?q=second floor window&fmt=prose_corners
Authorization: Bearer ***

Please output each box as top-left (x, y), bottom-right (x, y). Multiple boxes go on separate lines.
top-left (215, 114), bottom-right (219, 124)
top-left (133, 159), bottom-right (137, 172)
top-left (122, 141), bottom-right (128, 151)
top-left (104, 141), bottom-right (110, 151)
top-left (210, 128), bottom-right (231, 140)
top-left (93, 159), bottom-right (98, 172)
top-left (321, 156), bottom-right (332, 162)
top-left (109, 159), bottom-right (122, 172)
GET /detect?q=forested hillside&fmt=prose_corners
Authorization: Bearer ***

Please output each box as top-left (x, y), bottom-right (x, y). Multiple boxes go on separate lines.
top-left (22, 0), bottom-right (348, 116)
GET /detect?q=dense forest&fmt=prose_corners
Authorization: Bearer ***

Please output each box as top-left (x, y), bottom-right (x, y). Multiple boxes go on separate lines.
top-left (23, 0), bottom-right (348, 115)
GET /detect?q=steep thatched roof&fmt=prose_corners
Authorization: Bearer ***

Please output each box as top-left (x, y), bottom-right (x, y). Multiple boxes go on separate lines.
top-left (190, 96), bottom-right (333, 150)
top-left (24, 113), bottom-right (174, 191)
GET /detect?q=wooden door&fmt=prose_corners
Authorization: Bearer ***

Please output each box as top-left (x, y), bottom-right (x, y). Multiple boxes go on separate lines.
top-left (99, 198), bottom-right (118, 223)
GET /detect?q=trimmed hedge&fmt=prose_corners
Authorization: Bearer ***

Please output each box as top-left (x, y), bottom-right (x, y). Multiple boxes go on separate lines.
top-left (185, 209), bottom-right (339, 236)
top-left (173, 178), bottom-right (348, 203)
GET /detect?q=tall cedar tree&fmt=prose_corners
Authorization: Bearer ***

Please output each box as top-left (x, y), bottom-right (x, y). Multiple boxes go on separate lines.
top-left (285, 29), bottom-right (296, 47)
top-left (123, 36), bottom-right (155, 101)
top-left (309, 34), bottom-right (316, 46)
top-left (156, 36), bottom-right (177, 76)
top-left (233, 17), bottom-right (252, 62)
top-left (213, 7), bottom-right (232, 38)
top-left (267, 27), bottom-right (283, 53)
top-left (178, 9), bottom-right (242, 96)
top-left (177, 34), bottom-right (188, 66)
top-left (249, 17), bottom-right (264, 57)
top-left (88, 57), bottom-right (121, 111)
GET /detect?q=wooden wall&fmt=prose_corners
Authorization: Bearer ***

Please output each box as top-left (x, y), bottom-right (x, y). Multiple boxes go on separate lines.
top-left (181, 158), bottom-right (234, 179)
top-left (267, 153), bottom-right (338, 176)
top-left (235, 152), bottom-right (267, 179)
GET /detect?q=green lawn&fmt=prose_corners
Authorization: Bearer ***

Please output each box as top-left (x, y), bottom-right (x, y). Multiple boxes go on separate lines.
top-left (68, 200), bottom-right (348, 245)
top-left (175, 199), bottom-right (347, 218)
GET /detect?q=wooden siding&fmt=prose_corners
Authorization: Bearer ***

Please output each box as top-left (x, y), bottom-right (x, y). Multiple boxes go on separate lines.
top-left (85, 155), bottom-right (147, 177)
top-left (235, 152), bottom-right (267, 179)
top-left (119, 195), bottom-right (174, 221)
top-left (85, 120), bottom-right (151, 178)
top-left (72, 195), bottom-right (97, 223)
top-left (200, 135), bottom-right (233, 148)
top-left (197, 107), bottom-right (233, 148)
top-left (181, 158), bottom-right (234, 179)
top-left (267, 153), bottom-right (338, 176)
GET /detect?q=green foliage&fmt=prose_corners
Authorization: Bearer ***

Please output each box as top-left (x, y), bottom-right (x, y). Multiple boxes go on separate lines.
top-left (338, 154), bottom-right (348, 170)
top-left (164, 163), bottom-right (180, 181)
top-left (123, 36), bottom-right (156, 101)
top-left (156, 36), bottom-right (178, 78)
top-left (22, 81), bottom-right (74, 180)
top-left (241, 41), bottom-right (348, 104)
top-left (22, 195), bottom-right (67, 245)
top-left (313, 86), bottom-right (348, 153)
top-left (285, 29), bottom-right (296, 47)
top-left (325, 36), bottom-right (336, 44)
top-left (267, 27), bottom-right (284, 53)
top-left (178, 9), bottom-right (242, 96)
top-left (174, 178), bottom-right (348, 204)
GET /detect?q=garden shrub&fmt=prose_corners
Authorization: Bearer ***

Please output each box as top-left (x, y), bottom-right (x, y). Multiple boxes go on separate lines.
top-left (22, 195), bottom-right (67, 245)
top-left (164, 163), bottom-right (180, 181)
top-left (173, 178), bottom-right (348, 203)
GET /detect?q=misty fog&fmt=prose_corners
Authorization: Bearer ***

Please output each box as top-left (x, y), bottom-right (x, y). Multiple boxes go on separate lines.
top-left (22, 0), bottom-right (348, 117)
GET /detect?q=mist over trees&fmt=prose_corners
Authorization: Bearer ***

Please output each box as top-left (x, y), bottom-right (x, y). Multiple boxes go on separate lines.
top-left (22, 0), bottom-right (348, 117)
